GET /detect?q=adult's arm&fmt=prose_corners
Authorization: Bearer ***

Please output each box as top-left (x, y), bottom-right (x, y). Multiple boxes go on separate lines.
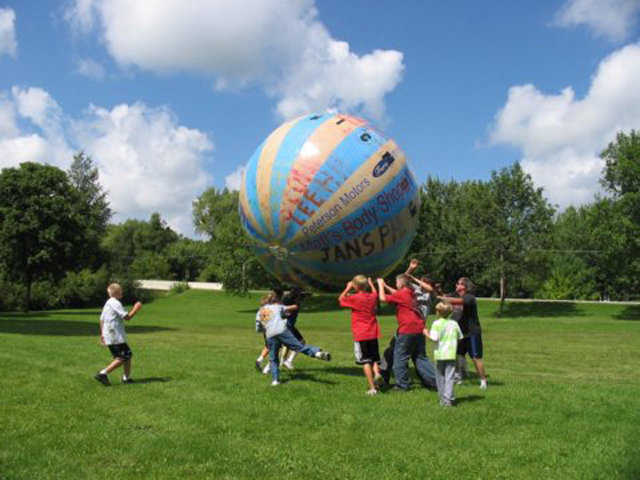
top-left (406, 274), bottom-right (434, 292)
top-left (438, 296), bottom-right (463, 305)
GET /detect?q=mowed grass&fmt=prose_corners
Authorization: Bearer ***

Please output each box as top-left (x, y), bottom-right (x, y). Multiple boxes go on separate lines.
top-left (1, 291), bottom-right (640, 480)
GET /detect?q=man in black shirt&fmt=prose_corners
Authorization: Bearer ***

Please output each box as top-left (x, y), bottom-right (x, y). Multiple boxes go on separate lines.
top-left (439, 277), bottom-right (488, 389)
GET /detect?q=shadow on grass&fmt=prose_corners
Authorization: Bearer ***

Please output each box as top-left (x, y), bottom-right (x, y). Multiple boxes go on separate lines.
top-left (0, 317), bottom-right (172, 336)
top-left (456, 395), bottom-right (484, 404)
top-left (493, 302), bottom-right (584, 318)
top-left (113, 377), bottom-right (172, 386)
top-left (614, 305), bottom-right (640, 321)
top-left (286, 371), bottom-right (337, 385)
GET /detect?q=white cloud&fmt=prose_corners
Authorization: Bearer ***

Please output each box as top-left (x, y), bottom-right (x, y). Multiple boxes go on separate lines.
top-left (0, 86), bottom-right (214, 236)
top-left (63, 0), bottom-right (404, 121)
top-left (75, 58), bottom-right (106, 79)
top-left (554, 0), bottom-right (640, 41)
top-left (0, 7), bottom-right (17, 57)
top-left (224, 165), bottom-right (245, 192)
top-left (489, 43), bottom-right (640, 208)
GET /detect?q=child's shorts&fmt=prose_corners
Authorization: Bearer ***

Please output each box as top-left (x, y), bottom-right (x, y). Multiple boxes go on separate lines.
top-left (457, 334), bottom-right (483, 359)
top-left (108, 343), bottom-right (133, 360)
top-left (354, 339), bottom-right (380, 365)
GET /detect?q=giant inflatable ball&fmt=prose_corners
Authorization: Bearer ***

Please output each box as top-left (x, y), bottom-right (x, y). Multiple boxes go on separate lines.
top-left (239, 113), bottom-right (420, 289)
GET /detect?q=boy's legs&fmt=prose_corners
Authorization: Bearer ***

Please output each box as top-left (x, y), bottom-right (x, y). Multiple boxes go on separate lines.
top-left (411, 334), bottom-right (437, 389)
top-left (441, 360), bottom-right (456, 406)
top-left (392, 334), bottom-right (412, 390)
top-left (435, 361), bottom-right (445, 404)
top-left (267, 337), bottom-right (281, 383)
top-left (363, 363), bottom-right (376, 391)
top-left (104, 357), bottom-right (124, 373)
top-left (279, 328), bottom-right (322, 358)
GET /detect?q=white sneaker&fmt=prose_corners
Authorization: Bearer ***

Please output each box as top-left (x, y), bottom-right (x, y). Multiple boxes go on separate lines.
top-left (480, 379), bottom-right (487, 390)
top-left (283, 360), bottom-right (294, 370)
top-left (271, 380), bottom-right (280, 386)
top-left (262, 364), bottom-right (271, 375)
top-left (314, 350), bottom-right (331, 361)
top-left (366, 388), bottom-right (378, 396)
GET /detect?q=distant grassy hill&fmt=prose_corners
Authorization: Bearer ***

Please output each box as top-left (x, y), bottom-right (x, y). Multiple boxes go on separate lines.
top-left (1, 291), bottom-right (639, 479)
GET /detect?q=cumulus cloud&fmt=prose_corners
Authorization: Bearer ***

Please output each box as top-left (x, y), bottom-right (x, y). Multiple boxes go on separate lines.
top-left (554, 0), bottom-right (640, 41)
top-left (0, 7), bottom-right (17, 57)
top-left (0, 86), bottom-right (213, 236)
top-left (224, 165), bottom-right (245, 192)
top-left (489, 43), bottom-right (640, 208)
top-left (75, 58), bottom-right (106, 79)
top-left (63, 0), bottom-right (404, 121)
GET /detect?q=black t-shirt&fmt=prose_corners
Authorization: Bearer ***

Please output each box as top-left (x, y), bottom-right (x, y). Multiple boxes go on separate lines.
top-left (282, 293), bottom-right (300, 327)
top-left (459, 293), bottom-right (481, 336)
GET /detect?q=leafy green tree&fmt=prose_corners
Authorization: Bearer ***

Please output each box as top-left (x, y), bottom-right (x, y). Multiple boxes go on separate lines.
top-left (484, 163), bottom-right (555, 309)
top-left (166, 238), bottom-right (210, 281)
top-left (193, 188), bottom-right (275, 293)
top-left (67, 152), bottom-right (112, 268)
top-left (0, 162), bottom-right (88, 309)
top-left (102, 213), bottom-right (178, 278)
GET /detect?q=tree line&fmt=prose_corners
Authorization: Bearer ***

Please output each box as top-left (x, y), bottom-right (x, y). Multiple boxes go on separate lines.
top-left (1, 131), bottom-right (638, 311)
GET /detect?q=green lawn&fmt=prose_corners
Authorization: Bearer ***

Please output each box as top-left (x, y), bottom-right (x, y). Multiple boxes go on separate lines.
top-left (1, 291), bottom-right (639, 479)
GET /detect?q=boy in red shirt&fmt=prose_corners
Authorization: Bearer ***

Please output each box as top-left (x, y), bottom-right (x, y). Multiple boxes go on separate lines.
top-left (377, 275), bottom-right (437, 391)
top-left (339, 275), bottom-right (384, 396)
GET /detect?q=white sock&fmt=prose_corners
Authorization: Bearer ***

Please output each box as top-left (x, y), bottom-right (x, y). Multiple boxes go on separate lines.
top-left (122, 375), bottom-right (129, 381)
top-left (100, 369), bottom-right (107, 375)
top-left (257, 355), bottom-right (264, 362)
top-left (286, 351), bottom-right (297, 363)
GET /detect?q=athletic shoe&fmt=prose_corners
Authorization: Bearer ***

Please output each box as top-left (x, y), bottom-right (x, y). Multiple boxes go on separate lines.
top-left (315, 350), bottom-right (331, 361)
top-left (479, 379), bottom-right (488, 390)
top-left (94, 372), bottom-right (110, 386)
top-left (271, 380), bottom-right (280, 387)
top-left (283, 360), bottom-right (294, 370)
top-left (366, 388), bottom-right (378, 396)
top-left (122, 377), bottom-right (134, 384)
top-left (255, 360), bottom-right (262, 372)
top-left (262, 364), bottom-right (271, 375)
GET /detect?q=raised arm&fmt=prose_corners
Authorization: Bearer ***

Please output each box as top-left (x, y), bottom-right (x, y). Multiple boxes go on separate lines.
top-left (407, 273), bottom-right (434, 292)
top-left (338, 281), bottom-right (353, 303)
top-left (283, 303), bottom-right (299, 312)
top-left (376, 278), bottom-right (387, 302)
top-left (405, 258), bottom-right (419, 275)
top-left (124, 301), bottom-right (142, 321)
top-left (367, 277), bottom-right (377, 295)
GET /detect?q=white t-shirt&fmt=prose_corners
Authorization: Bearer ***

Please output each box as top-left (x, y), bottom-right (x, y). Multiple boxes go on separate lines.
top-left (257, 304), bottom-right (287, 339)
top-left (100, 297), bottom-right (128, 345)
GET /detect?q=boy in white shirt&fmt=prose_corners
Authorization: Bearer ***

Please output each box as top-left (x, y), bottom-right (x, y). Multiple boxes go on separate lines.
top-left (94, 283), bottom-right (142, 386)
top-left (424, 302), bottom-right (462, 406)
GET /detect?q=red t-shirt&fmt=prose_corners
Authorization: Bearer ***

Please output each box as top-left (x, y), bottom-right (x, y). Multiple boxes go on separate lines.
top-left (385, 287), bottom-right (424, 334)
top-left (339, 291), bottom-right (379, 341)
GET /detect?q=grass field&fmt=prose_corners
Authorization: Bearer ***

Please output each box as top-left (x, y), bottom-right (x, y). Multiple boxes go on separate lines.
top-left (1, 291), bottom-right (639, 479)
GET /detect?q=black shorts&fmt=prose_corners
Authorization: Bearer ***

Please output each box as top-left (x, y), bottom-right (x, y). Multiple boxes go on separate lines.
top-left (108, 343), bottom-right (133, 360)
top-left (354, 339), bottom-right (380, 365)
top-left (457, 334), bottom-right (483, 359)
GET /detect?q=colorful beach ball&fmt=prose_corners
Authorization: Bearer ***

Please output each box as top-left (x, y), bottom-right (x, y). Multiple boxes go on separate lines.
top-left (239, 113), bottom-right (420, 289)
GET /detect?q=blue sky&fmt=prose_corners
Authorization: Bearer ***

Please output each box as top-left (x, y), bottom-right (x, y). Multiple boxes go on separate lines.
top-left (1, 0), bottom-right (640, 235)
